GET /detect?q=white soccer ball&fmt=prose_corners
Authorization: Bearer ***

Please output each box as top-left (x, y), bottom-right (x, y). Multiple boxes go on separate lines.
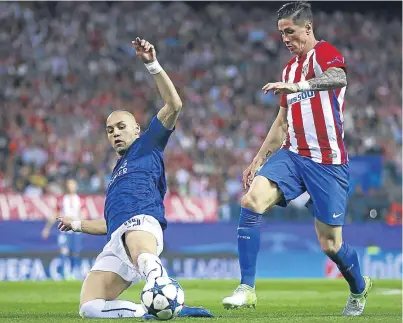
top-left (141, 277), bottom-right (185, 320)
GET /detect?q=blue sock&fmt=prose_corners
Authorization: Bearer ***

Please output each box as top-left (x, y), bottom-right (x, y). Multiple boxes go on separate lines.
top-left (328, 242), bottom-right (366, 294)
top-left (237, 207), bottom-right (263, 288)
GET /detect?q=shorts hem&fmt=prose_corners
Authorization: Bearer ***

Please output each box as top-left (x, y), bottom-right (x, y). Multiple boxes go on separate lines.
top-left (312, 217), bottom-right (345, 226)
top-left (307, 201), bottom-right (345, 226)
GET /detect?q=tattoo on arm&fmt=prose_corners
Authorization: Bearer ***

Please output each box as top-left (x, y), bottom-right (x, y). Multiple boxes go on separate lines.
top-left (307, 67), bottom-right (347, 91)
top-left (157, 105), bottom-right (180, 130)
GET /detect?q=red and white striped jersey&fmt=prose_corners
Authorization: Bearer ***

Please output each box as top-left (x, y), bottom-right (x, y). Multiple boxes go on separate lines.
top-left (57, 193), bottom-right (82, 220)
top-left (280, 40), bottom-right (348, 164)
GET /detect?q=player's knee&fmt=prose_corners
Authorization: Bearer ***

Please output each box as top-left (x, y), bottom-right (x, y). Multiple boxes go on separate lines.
top-left (79, 299), bottom-right (105, 318)
top-left (137, 253), bottom-right (168, 280)
top-left (124, 230), bottom-right (158, 265)
top-left (241, 176), bottom-right (281, 213)
top-left (315, 221), bottom-right (343, 256)
top-left (241, 191), bottom-right (271, 214)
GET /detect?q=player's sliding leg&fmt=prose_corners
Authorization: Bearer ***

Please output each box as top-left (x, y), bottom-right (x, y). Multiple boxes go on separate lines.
top-left (79, 270), bottom-right (145, 318)
top-left (78, 217), bottom-right (164, 319)
top-left (124, 229), bottom-right (168, 281)
top-left (124, 227), bottom-right (214, 318)
top-left (223, 176), bottom-right (282, 309)
top-left (80, 216), bottom-right (213, 319)
top-left (314, 220), bottom-right (372, 316)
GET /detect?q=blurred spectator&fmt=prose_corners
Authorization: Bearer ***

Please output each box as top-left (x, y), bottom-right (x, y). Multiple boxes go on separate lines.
top-left (0, 2), bottom-right (401, 215)
top-left (0, 128), bottom-right (10, 170)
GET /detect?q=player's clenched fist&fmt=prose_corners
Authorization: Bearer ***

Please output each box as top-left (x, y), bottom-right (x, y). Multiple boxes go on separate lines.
top-left (132, 37), bottom-right (156, 63)
top-left (57, 216), bottom-right (73, 232)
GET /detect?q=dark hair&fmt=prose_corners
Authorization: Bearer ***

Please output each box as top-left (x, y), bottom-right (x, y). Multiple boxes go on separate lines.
top-left (277, 2), bottom-right (313, 25)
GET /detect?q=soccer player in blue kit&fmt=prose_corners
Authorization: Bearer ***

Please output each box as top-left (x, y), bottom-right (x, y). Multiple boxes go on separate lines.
top-left (57, 37), bottom-right (212, 319)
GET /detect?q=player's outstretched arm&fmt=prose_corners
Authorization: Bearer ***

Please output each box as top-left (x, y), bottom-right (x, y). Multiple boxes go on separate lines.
top-left (262, 67), bottom-right (347, 95)
top-left (256, 106), bottom-right (287, 160)
top-left (57, 217), bottom-right (107, 235)
top-left (242, 106), bottom-right (287, 189)
top-left (132, 37), bottom-right (183, 130)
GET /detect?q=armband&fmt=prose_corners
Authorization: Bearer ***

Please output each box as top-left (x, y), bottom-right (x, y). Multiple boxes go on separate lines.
top-left (144, 60), bottom-right (163, 75)
top-left (71, 221), bottom-right (82, 232)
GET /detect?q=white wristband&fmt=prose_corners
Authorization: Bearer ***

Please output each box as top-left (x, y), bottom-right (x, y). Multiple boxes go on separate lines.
top-left (71, 220), bottom-right (82, 232)
top-left (144, 60), bottom-right (163, 75)
top-left (296, 81), bottom-right (310, 91)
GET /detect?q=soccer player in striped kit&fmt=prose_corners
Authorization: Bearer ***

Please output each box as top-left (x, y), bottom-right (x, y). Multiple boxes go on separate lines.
top-left (223, 2), bottom-right (372, 316)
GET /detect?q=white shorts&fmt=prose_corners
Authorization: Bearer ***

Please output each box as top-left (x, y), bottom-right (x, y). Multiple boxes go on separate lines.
top-left (90, 215), bottom-right (164, 283)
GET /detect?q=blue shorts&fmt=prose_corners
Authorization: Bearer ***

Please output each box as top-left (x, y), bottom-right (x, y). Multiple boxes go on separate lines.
top-left (256, 149), bottom-right (349, 226)
top-left (57, 233), bottom-right (83, 254)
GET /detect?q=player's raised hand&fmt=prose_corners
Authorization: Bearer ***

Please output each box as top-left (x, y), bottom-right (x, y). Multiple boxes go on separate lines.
top-left (132, 37), bottom-right (156, 63)
top-left (242, 156), bottom-right (266, 190)
top-left (57, 216), bottom-right (73, 232)
top-left (262, 82), bottom-right (298, 95)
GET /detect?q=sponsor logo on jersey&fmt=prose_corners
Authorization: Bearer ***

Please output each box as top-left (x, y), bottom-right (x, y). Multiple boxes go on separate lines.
top-left (109, 159), bottom-right (128, 187)
top-left (287, 91), bottom-right (315, 105)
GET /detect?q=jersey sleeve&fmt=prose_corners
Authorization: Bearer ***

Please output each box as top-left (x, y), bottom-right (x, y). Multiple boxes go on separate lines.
top-left (141, 116), bottom-right (174, 152)
top-left (316, 42), bottom-right (346, 72)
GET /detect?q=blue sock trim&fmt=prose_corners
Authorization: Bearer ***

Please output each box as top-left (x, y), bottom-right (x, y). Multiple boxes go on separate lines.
top-left (238, 207), bottom-right (263, 228)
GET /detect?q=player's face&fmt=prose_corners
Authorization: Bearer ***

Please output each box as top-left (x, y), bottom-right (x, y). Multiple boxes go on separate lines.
top-left (66, 180), bottom-right (77, 193)
top-left (106, 112), bottom-right (140, 156)
top-left (278, 18), bottom-right (311, 56)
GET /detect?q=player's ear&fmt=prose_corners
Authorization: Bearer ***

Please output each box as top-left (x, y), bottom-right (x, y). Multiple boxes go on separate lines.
top-left (306, 22), bottom-right (312, 35)
top-left (134, 123), bottom-right (140, 136)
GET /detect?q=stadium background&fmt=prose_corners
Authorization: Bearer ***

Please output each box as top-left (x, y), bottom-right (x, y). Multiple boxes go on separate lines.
top-left (0, 1), bottom-right (401, 282)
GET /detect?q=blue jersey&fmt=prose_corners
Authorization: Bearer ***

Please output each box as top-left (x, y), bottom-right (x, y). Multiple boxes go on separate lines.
top-left (105, 116), bottom-right (174, 241)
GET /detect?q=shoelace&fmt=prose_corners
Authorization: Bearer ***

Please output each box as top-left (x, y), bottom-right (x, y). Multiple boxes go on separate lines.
top-left (234, 285), bottom-right (251, 294)
top-left (348, 297), bottom-right (362, 309)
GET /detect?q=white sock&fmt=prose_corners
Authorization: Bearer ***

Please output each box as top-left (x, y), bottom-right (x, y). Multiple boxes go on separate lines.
top-left (137, 253), bottom-right (168, 281)
top-left (79, 299), bottom-right (145, 318)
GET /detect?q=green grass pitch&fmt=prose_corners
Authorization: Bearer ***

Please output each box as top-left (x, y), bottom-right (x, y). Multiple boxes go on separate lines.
top-left (0, 279), bottom-right (401, 323)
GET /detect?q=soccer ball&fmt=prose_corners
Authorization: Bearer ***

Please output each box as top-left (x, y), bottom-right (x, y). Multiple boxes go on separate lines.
top-left (141, 277), bottom-right (185, 320)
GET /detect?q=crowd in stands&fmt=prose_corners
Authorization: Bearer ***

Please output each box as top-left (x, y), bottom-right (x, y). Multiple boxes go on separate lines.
top-left (1, 2), bottom-right (401, 214)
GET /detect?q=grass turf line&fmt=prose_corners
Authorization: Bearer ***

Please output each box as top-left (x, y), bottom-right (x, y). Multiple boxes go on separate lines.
top-left (0, 279), bottom-right (401, 323)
